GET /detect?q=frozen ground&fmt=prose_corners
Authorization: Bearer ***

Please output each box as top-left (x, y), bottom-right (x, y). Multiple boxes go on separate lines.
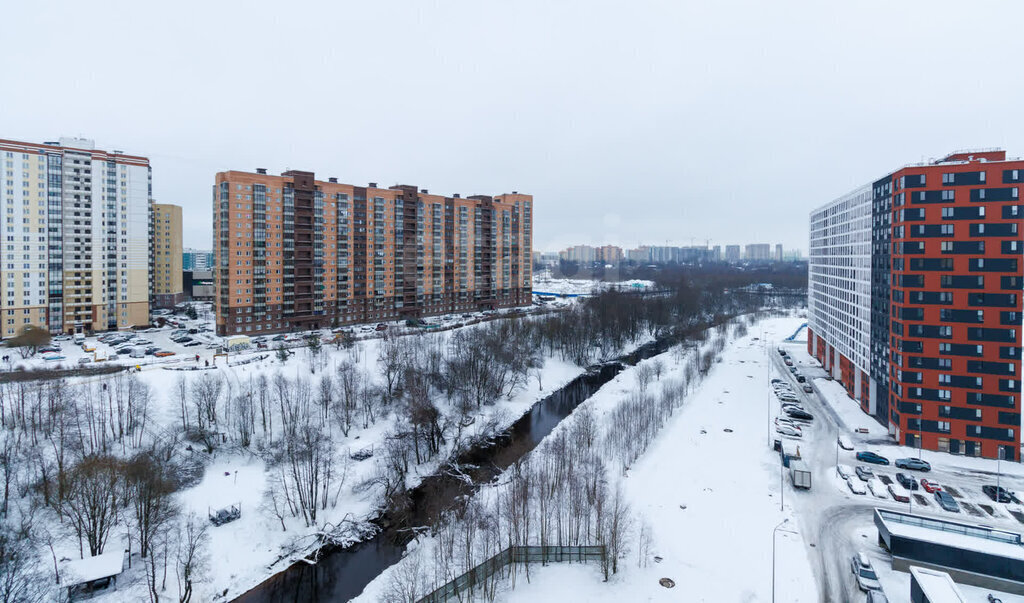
top-left (5, 304), bottom-right (620, 602)
top-left (357, 314), bottom-right (819, 602)
top-left (532, 272), bottom-right (655, 296)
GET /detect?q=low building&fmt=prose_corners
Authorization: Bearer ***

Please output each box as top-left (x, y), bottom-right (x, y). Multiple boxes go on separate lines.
top-left (184, 270), bottom-right (214, 301)
top-left (62, 549), bottom-right (127, 600)
top-left (875, 508), bottom-right (1024, 594)
top-left (910, 566), bottom-right (966, 603)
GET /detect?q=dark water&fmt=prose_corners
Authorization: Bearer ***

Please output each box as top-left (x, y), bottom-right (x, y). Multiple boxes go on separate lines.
top-left (233, 337), bottom-right (673, 603)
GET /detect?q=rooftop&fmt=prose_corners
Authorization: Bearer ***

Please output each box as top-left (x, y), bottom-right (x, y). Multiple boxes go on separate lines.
top-left (62, 549), bottom-right (126, 586)
top-left (876, 509), bottom-right (1024, 561)
top-left (910, 566), bottom-right (966, 603)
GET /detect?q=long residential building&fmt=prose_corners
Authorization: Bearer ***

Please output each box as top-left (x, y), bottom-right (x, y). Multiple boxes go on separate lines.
top-left (0, 137), bottom-right (152, 337)
top-left (214, 169), bottom-right (532, 336)
top-left (809, 149), bottom-right (1023, 460)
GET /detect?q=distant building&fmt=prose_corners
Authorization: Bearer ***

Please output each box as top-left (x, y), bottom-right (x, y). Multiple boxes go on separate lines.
top-left (745, 244), bottom-right (772, 261)
top-left (182, 248), bottom-right (214, 271)
top-left (560, 245), bottom-right (597, 263)
top-left (775, 244), bottom-right (783, 262)
top-left (724, 245), bottom-right (741, 262)
top-left (596, 245), bottom-right (623, 264)
top-left (152, 204), bottom-right (184, 308)
top-left (184, 270), bottom-right (214, 301)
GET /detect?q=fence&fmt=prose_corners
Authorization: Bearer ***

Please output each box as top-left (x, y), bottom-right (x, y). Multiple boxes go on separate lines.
top-left (417, 545), bottom-right (605, 603)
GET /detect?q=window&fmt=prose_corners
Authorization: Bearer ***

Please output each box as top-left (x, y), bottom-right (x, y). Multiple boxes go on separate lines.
top-left (938, 421), bottom-right (951, 432)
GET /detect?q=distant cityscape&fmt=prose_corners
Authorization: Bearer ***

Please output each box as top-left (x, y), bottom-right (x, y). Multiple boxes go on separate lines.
top-left (536, 242), bottom-right (803, 266)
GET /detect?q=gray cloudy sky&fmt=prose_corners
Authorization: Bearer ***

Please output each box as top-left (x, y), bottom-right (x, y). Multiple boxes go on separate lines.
top-left (2, 1), bottom-right (1022, 254)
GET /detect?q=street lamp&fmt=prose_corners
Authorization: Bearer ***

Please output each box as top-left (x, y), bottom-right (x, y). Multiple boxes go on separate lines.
top-left (772, 518), bottom-right (799, 603)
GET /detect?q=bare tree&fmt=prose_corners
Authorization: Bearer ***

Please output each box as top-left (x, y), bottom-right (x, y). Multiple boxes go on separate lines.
top-left (175, 514), bottom-right (208, 603)
top-left (64, 455), bottom-right (121, 557)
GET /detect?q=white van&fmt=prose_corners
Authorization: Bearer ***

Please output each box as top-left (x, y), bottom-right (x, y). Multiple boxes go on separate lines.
top-left (73, 332), bottom-right (85, 344)
top-left (130, 347), bottom-right (146, 359)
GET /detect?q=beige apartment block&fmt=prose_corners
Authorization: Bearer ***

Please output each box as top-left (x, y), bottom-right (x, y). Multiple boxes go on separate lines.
top-left (153, 203), bottom-right (183, 308)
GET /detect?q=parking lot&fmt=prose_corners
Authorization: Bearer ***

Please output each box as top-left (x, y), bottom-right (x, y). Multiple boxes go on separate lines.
top-left (769, 339), bottom-right (1024, 602)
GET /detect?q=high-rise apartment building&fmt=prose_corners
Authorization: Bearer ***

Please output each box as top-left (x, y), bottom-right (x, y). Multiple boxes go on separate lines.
top-left (809, 149), bottom-right (1023, 460)
top-left (183, 248), bottom-right (214, 271)
top-left (0, 137), bottom-right (152, 337)
top-left (214, 170), bottom-right (532, 335)
top-left (724, 245), bottom-right (741, 262)
top-left (152, 203), bottom-right (183, 308)
top-left (745, 243), bottom-right (772, 261)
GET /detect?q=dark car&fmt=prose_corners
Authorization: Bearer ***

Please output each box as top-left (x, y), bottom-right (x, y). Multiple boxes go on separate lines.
top-left (983, 485), bottom-right (1014, 503)
top-left (145, 346), bottom-right (160, 355)
top-left (895, 473), bottom-right (919, 490)
top-left (39, 346), bottom-right (61, 354)
top-left (272, 334), bottom-right (287, 341)
top-left (934, 490), bottom-right (960, 512)
top-left (778, 349), bottom-right (787, 356)
top-left (796, 375), bottom-right (806, 383)
top-left (856, 451), bottom-right (889, 465)
top-left (785, 408), bottom-right (814, 421)
top-left (784, 358), bottom-right (794, 366)
top-left (895, 458), bottom-right (931, 472)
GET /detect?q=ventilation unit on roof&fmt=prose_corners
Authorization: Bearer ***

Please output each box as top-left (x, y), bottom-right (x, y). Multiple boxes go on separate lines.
top-left (328, 177), bottom-right (338, 183)
top-left (369, 182), bottom-right (377, 188)
top-left (256, 168), bottom-right (267, 175)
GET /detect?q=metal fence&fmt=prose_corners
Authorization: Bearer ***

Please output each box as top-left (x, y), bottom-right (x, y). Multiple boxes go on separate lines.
top-left (417, 545), bottom-right (605, 603)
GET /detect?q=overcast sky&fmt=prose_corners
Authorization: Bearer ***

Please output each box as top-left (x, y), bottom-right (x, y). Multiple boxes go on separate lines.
top-left (2, 1), bottom-right (1022, 253)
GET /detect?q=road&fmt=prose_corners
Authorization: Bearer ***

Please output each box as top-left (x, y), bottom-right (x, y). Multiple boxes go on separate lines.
top-left (768, 341), bottom-right (1024, 602)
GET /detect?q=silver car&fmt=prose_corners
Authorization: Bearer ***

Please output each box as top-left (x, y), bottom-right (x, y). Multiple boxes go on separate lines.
top-left (851, 552), bottom-right (881, 591)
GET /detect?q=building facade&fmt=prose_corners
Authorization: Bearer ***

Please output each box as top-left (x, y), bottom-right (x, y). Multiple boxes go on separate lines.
top-left (809, 150), bottom-right (1023, 460)
top-left (214, 170), bottom-right (532, 336)
top-left (183, 248), bottom-right (214, 271)
top-left (152, 203), bottom-right (183, 308)
top-left (0, 137), bottom-right (152, 337)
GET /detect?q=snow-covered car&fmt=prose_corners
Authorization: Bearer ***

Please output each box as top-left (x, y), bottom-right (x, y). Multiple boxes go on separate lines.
top-left (836, 464), bottom-right (853, 480)
top-left (887, 482), bottom-right (911, 503)
top-left (851, 553), bottom-right (881, 591)
top-left (802, 383), bottom-right (813, 393)
top-left (846, 477), bottom-right (867, 495)
top-left (775, 417), bottom-right (800, 429)
top-left (867, 479), bottom-right (888, 499)
top-left (855, 466), bottom-right (874, 481)
top-left (837, 435), bottom-right (853, 450)
top-left (776, 424), bottom-right (802, 438)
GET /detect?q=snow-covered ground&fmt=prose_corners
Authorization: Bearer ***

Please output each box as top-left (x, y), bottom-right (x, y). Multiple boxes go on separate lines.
top-left (5, 302), bottom-right (639, 602)
top-left (356, 314), bottom-right (819, 602)
top-left (531, 271), bottom-right (655, 296)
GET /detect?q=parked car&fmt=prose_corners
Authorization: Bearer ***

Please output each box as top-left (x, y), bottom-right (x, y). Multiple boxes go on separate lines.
top-left (888, 483), bottom-right (911, 503)
top-left (775, 417), bottom-right (800, 428)
top-left (847, 477), bottom-right (867, 495)
top-left (39, 346), bottom-right (61, 354)
top-left (778, 349), bottom-right (787, 356)
top-left (796, 375), bottom-right (806, 383)
top-left (785, 408), bottom-right (814, 421)
top-left (154, 351), bottom-right (175, 357)
top-left (866, 591), bottom-right (889, 603)
top-left (802, 384), bottom-right (813, 393)
top-left (145, 346), bottom-right (160, 355)
top-left (784, 358), bottom-right (794, 366)
top-left (851, 553), bottom-right (882, 591)
top-left (42, 354), bottom-right (66, 361)
top-left (837, 435), bottom-right (853, 450)
top-left (920, 479), bottom-right (942, 493)
top-left (855, 466), bottom-right (874, 481)
top-left (836, 464), bottom-right (853, 479)
top-left (771, 378), bottom-right (783, 384)
top-left (856, 451), bottom-right (889, 465)
top-left (895, 458), bottom-right (931, 472)
top-left (934, 490), bottom-right (960, 512)
top-left (983, 485), bottom-right (1014, 503)
top-left (776, 424), bottom-right (802, 438)
top-left (789, 367), bottom-right (798, 374)
top-left (895, 473), bottom-right (919, 490)
top-left (867, 479), bottom-right (888, 499)
top-left (183, 341), bottom-right (202, 347)
top-left (272, 334), bottom-right (287, 341)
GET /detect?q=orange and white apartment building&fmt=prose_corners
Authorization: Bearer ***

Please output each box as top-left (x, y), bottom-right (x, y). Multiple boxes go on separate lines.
top-left (214, 169), bottom-right (532, 336)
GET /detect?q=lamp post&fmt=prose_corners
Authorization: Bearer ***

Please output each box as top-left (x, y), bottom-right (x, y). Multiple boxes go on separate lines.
top-left (998, 447), bottom-right (1005, 499)
top-left (772, 518), bottom-right (798, 603)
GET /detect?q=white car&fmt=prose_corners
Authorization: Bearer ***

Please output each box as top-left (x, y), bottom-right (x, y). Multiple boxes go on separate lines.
top-left (837, 464), bottom-right (853, 480)
top-left (867, 478), bottom-right (888, 499)
top-left (847, 477), bottom-right (867, 495)
top-left (838, 435), bottom-right (854, 450)
top-left (851, 552), bottom-right (882, 592)
top-left (775, 417), bottom-right (800, 429)
top-left (776, 424), bottom-right (802, 438)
